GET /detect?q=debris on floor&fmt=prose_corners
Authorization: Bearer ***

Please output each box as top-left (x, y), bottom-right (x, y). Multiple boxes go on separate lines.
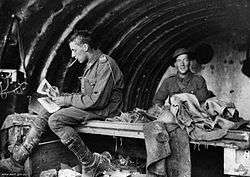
top-left (58, 169), bottom-right (81, 177)
top-left (40, 169), bottom-right (57, 177)
top-left (39, 153), bottom-right (146, 177)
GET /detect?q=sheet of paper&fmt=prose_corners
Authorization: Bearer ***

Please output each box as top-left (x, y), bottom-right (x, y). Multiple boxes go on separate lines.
top-left (37, 97), bottom-right (60, 113)
top-left (37, 79), bottom-right (58, 97)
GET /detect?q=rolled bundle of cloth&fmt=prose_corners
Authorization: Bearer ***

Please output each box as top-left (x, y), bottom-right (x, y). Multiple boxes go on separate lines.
top-left (169, 93), bottom-right (249, 140)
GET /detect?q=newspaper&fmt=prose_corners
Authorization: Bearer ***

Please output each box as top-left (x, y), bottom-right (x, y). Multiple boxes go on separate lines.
top-left (37, 79), bottom-right (60, 113)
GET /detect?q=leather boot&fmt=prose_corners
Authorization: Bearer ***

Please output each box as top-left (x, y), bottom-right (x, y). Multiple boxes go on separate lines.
top-left (66, 137), bottom-right (114, 177)
top-left (83, 151), bottom-right (114, 177)
top-left (0, 126), bottom-right (43, 173)
top-left (67, 137), bottom-right (95, 167)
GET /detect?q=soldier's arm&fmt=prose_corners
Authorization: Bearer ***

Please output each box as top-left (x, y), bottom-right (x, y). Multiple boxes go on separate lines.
top-left (153, 79), bottom-right (170, 106)
top-left (195, 75), bottom-right (209, 104)
top-left (63, 61), bottom-right (114, 109)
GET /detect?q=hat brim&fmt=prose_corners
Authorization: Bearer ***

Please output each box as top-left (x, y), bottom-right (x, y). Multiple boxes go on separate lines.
top-left (169, 51), bottom-right (195, 67)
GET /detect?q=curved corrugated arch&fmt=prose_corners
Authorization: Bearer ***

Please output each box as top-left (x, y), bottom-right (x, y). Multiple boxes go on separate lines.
top-left (10, 0), bottom-right (249, 111)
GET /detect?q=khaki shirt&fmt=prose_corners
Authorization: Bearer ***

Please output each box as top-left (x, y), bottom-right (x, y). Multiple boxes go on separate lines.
top-left (153, 72), bottom-right (209, 106)
top-left (64, 49), bottom-right (124, 117)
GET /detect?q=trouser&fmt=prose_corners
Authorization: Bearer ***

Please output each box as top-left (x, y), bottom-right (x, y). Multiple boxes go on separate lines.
top-left (48, 106), bottom-right (103, 166)
top-left (48, 106), bottom-right (102, 145)
top-left (13, 106), bottom-right (102, 166)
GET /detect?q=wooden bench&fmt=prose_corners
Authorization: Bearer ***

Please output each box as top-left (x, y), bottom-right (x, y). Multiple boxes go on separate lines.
top-left (34, 120), bottom-right (250, 176)
top-left (76, 121), bottom-right (250, 149)
top-left (75, 120), bottom-right (250, 176)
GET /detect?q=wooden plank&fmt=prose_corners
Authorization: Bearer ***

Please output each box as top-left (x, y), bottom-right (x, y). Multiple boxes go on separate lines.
top-left (225, 130), bottom-right (250, 142)
top-left (77, 121), bottom-right (144, 139)
top-left (79, 121), bottom-right (250, 140)
top-left (190, 140), bottom-right (239, 149)
top-left (77, 121), bottom-right (250, 148)
top-left (77, 126), bottom-right (242, 148)
top-left (77, 126), bottom-right (144, 139)
top-left (224, 148), bottom-right (250, 176)
top-left (32, 140), bottom-right (79, 177)
top-left (131, 174), bottom-right (146, 177)
top-left (80, 121), bottom-right (144, 131)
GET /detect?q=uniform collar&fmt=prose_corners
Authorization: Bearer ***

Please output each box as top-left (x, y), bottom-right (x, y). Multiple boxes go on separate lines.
top-left (176, 71), bottom-right (193, 83)
top-left (86, 49), bottom-right (102, 68)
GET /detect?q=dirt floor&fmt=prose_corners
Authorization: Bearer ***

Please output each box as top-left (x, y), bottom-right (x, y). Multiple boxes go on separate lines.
top-left (29, 134), bottom-right (228, 177)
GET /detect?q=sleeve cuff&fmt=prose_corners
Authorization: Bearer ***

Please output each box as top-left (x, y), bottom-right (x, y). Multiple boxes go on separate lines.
top-left (63, 96), bottom-right (72, 106)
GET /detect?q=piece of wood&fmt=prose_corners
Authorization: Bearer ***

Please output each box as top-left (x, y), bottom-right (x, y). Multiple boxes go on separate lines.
top-left (77, 121), bottom-right (144, 139)
top-left (31, 140), bottom-right (79, 177)
top-left (190, 140), bottom-right (239, 149)
top-left (224, 130), bottom-right (250, 141)
top-left (224, 148), bottom-right (250, 176)
top-left (77, 121), bottom-right (250, 149)
top-left (79, 121), bottom-right (144, 131)
top-left (77, 126), bottom-right (144, 139)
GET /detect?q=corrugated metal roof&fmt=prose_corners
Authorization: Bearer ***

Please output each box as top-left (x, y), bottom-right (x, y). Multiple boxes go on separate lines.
top-left (0, 0), bottom-right (249, 110)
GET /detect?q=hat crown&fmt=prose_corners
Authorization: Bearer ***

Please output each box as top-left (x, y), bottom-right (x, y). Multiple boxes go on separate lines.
top-left (172, 48), bottom-right (190, 59)
top-left (169, 48), bottom-right (192, 67)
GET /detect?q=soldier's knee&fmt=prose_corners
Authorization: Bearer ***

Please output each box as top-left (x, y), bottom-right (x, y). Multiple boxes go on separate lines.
top-left (33, 116), bottom-right (48, 130)
top-left (48, 114), bottom-right (62, 132)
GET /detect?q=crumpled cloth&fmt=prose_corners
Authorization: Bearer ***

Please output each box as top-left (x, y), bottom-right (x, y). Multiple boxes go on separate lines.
top-left (1, 113), bottom-right (37, 130)
top-left (144, 121), bottom-right (190, 177)
top-left (144, 93), bottom-right (250, 177)
top-left (170, 93), bottom-right (249, 140)
top-left (0, 113), bottom-right (38, 158)
top-left (105, 108), bottom-right (153, 123)
top-left (170, 95), bottom-right (227, 141)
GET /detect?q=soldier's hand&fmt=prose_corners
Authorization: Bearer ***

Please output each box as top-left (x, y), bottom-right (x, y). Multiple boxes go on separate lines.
top-left (47, 86), bottom-right (60, 97)
top-left (51, 96), bottom-right (66, 107)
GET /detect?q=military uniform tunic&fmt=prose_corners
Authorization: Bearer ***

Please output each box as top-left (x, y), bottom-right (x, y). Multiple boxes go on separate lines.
top-left (0, 49), bottom-right (124, 173)
top-left (153, 72), bottom-right (209, 106)
top-left (63, 49), bottom-right (124, 117)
